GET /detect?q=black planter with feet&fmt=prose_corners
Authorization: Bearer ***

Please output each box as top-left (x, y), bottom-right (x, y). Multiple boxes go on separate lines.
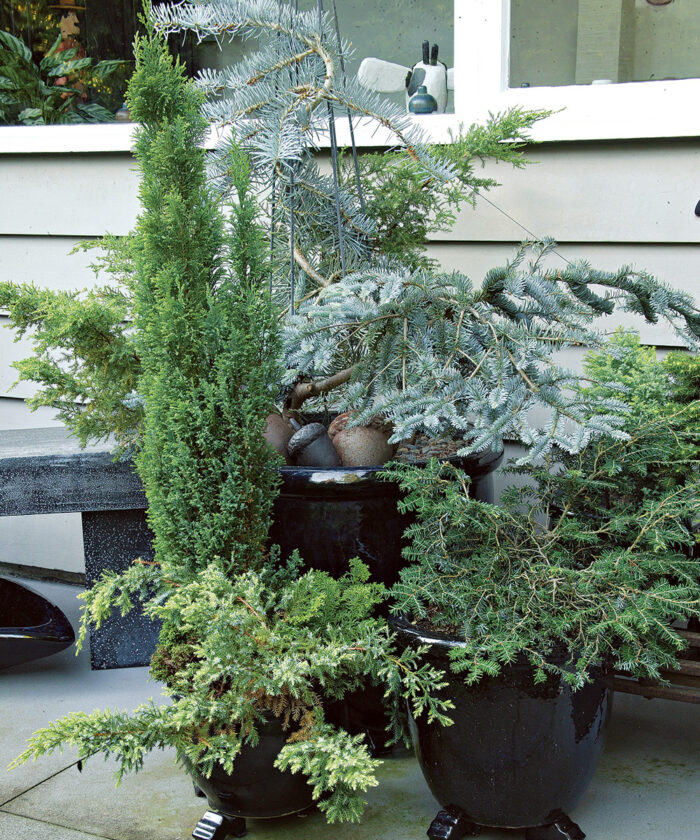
top-left (392, 618), bottom-right (613, 840)
top-left (184, 716), bottom-right (315, 839)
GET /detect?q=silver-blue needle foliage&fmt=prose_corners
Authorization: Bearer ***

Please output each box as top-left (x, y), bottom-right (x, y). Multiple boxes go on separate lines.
top-left (153, 1), bottom-right (700, 460)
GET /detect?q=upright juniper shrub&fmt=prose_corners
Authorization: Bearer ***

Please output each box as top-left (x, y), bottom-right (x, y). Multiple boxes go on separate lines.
top-left (9, 31), bottom-right (453, 825)
top-left (126, 33), bottom-right (281, 578)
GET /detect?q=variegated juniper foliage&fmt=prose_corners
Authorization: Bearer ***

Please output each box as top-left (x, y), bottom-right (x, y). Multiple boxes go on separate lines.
top-left (386, 453), bottom-right (700, 689)
top-left (8, 31), bottom-right (453, 824)
top-left (12, 558), bottom-right (452, 824)
top-left (150, 1), bottom-right (700, 459)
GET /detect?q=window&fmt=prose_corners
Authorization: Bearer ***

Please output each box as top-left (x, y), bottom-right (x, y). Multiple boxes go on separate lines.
top-left (510, 0), bottom-right (700, 89)
top-left (2, 0), bottom-right (699, 150)
top-left (458, 0), bottom-right (700, 141)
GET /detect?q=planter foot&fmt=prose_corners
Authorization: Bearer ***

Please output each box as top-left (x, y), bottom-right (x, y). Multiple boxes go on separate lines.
top-left (192, 810), bottom-right (246, 839)
top-left (525, 814), bottom-right (585, 840)
top-left (428, 806), bottom-right (481, 839)
top-left (192, 782), bottom-right (206, 798)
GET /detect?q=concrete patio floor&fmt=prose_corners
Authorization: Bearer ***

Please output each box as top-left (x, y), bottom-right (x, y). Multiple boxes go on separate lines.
top-left (1, 578), bottom-right (698, 840)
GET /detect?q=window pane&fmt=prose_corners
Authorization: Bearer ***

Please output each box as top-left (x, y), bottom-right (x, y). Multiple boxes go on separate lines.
top-left (0, 1), bottom-right (135, 123)
top-left (302, 0), bottom-right (454, 113)
top-left (206, 1), bottom-right (455, 113)
top-left (509, 0), bottom-right (700, 89)
top-left (0, 1), bottom-right (455, 125)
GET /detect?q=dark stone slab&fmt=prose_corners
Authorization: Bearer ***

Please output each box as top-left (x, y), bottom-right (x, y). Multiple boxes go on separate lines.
top-left (0, 428), bottom-right (157, 669)
top-left (83, 509), bottom-right (159, 670)
top-left (0, 428), bottom-right (146, 516)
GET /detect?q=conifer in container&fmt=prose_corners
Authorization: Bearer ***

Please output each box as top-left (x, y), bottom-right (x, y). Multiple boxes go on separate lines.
top-left (384, 416), bottom-right (699, 840)
top-left (9, 29), bottom-right (452, 835)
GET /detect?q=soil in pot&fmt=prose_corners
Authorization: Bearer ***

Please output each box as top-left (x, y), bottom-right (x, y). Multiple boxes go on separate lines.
top-left (392, 618), bottom-right (613, 840)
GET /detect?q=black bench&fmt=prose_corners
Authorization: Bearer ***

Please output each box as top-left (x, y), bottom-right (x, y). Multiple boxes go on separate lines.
top-left (0, 427), bottom-right (157, 670)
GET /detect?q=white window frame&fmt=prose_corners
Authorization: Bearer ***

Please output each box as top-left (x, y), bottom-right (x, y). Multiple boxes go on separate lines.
top-left (2, 0), bottom-right (700, 154)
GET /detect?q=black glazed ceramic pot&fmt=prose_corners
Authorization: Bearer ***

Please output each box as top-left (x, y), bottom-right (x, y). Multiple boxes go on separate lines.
top-left (269, 448), bottom-right (502, 754)
top-left (0, 577), bottom-right (75, 669)
top-left (183, 715), bottom-right (314, 836)
top-left (269, 447), bottom-right (502, 587)
top-left (392, 618), bottom-right (613, 839)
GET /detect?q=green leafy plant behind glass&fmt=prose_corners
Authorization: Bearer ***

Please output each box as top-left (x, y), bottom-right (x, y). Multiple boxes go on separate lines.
top-left (0, 29), bottom-right (127, 123)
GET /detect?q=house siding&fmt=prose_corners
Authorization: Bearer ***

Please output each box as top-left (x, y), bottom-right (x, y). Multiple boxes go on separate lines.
top-left (1, 139), bottom-right (698, 573)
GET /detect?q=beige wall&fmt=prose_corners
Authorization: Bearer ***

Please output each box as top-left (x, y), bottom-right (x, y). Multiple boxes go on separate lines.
top-left (1, 136), bottom-right (699, 572)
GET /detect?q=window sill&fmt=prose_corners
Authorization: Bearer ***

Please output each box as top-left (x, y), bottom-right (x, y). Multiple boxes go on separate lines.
top-left (1, 78), bottom-right (699, 156)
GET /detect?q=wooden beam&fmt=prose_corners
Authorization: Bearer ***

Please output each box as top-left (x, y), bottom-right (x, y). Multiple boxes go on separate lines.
top-left (613, 677), bottom-right (700, 705)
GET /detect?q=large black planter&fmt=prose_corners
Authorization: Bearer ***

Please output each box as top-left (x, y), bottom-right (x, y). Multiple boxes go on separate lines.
top-left (184, 715), bottom-right (314, 838)
top-left (0, 577), bottom-right (75, 669)
top-left (269, 448), bottom-right (502, 587)
top-left (269, 450), bottom-right (502, 753)
top-left (393, 618), bottom-right (613, 840)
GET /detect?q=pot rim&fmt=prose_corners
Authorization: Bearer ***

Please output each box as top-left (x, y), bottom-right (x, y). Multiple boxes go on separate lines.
top-left (389, 614), bottom-right (470, 650)
top-left (389, 615), bottom-right (614, 676)
top-left (278, 446), bottom-right (504, 485)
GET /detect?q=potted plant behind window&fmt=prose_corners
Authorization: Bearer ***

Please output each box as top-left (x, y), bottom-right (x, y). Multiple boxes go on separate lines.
top-left (385, 437), bottom-right (699, 839)
top-left (0, 29), bottom-right (128, 124)
top-left (9, 30), bottom-right (453, 835)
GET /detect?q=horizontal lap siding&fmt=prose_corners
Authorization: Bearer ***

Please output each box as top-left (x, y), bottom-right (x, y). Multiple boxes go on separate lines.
top-left (440, 140), bottom-right (700, 244)
top-left (1, 141), bottom-right (698, 426)
top-left (0, 155), bottom-right (140, 237)
top-left (0, 139), bottom-right (697, 573)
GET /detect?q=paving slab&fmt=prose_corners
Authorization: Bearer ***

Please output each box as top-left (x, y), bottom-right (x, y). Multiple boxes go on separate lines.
top-left (0, 811), bottom-right (112, 840)
top-left (1, 580), bottom-right (161, 803)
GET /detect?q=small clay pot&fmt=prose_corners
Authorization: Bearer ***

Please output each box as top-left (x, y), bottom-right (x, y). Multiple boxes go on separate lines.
top-left (263, 414), bottom-right (295, 463)
top-left (333, 426), bottom-right (395, 467)
top-left (288, 423), bottom-right (342, 467)
top-left (327, 411), bottom-right (351, 440)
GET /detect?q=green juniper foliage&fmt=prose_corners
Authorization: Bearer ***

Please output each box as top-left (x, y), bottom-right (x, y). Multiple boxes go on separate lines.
top-left (0, 265), bottom-right (139, 449)
top-left (9, 29), bottom-right (452, 824)
top-left (386, 453), bottom-right (699, 689)
top-left (348, 110), bottom-right (547, 272)
top-left (125, 30), bottom-right (281, 578)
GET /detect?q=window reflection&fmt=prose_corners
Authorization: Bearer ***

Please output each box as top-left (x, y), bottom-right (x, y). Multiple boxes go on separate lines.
top-left (510, 0), bottom-right (700, 89)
